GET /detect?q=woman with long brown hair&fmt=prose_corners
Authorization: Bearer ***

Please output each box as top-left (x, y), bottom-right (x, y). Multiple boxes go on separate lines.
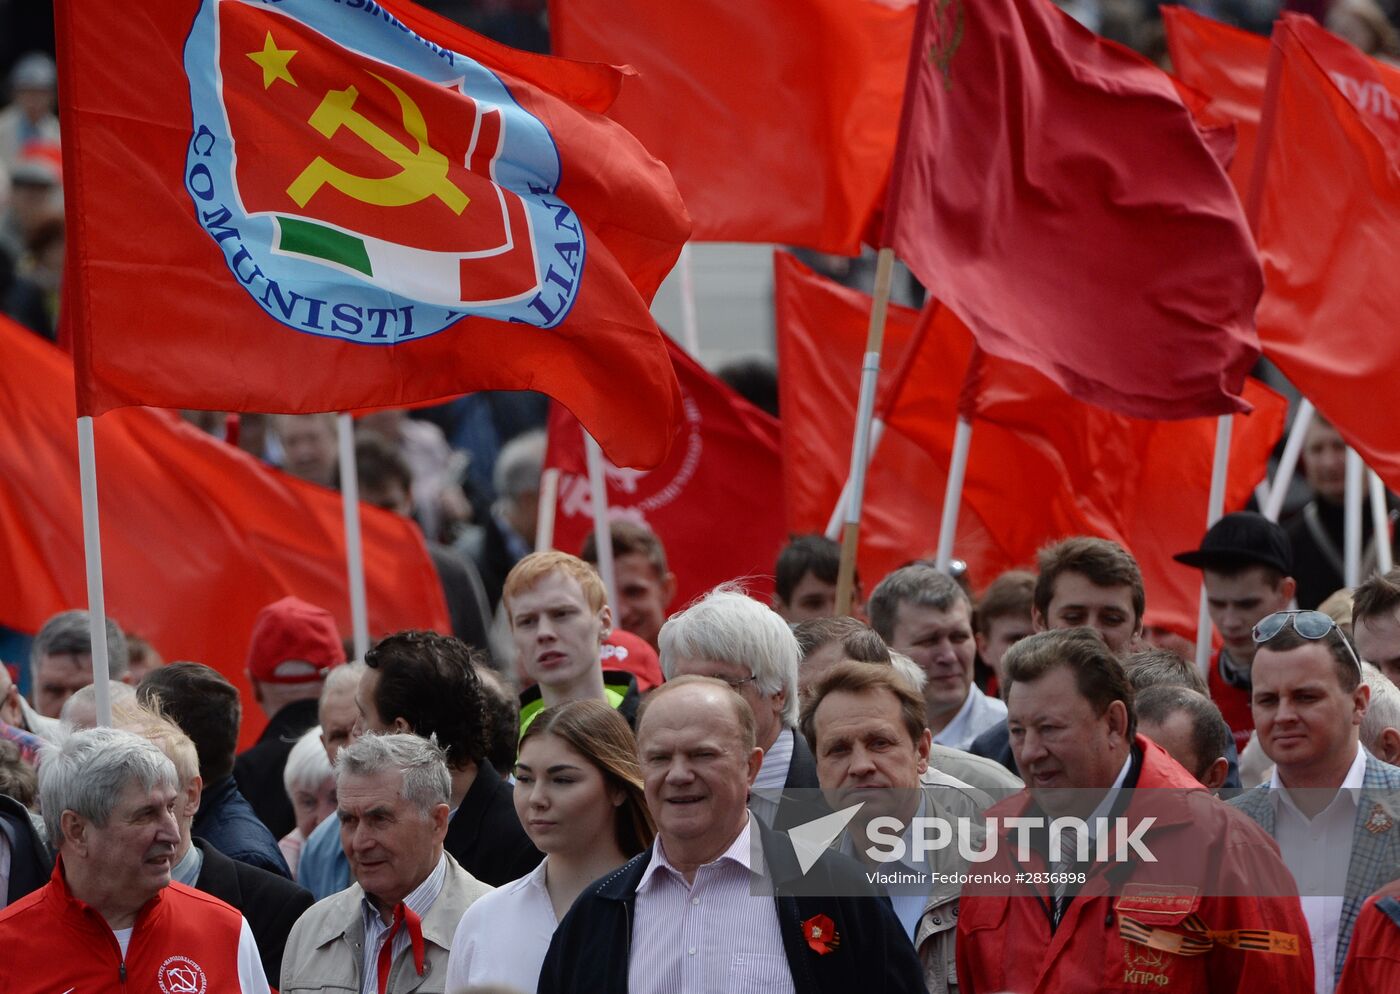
top-left (445, 698), bottom-right (655, 993)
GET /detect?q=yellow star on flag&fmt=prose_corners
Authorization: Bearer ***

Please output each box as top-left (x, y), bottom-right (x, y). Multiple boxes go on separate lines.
top-left (247, 32), bottom-right (297, 90)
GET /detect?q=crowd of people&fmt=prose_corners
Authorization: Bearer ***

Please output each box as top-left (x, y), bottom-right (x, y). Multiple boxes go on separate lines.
top-left (5, 497), bottom-right (1400, 992)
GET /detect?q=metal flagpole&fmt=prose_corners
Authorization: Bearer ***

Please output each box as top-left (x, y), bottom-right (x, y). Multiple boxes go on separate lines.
top-left (337, 413), bottom-right (370, 659)
top-left (1263, 399), bottom-right (1314, 522)
top-left (1370, 469), bottom-right (1393, 574)
top-left (1195, 416), bottom-right (1234, 677)
top-left (1345, 448), bottom-right (1364, 587)
top-left (76, 416), bottom-right (114, 727)
top-left (583, 428), bottom-right (617, 610)
top-left (536, 467), bottom-right (561, 552)
top-left (834, 248), bottom-right (895, 616)
top-left (934, 418), bottom-right (974, 571)
top-left (677, 243), bottom-right (701, 358)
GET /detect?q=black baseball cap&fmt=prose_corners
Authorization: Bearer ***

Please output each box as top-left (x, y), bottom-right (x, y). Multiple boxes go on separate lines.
top-left (1173, 511), bottom-right (1293, 575)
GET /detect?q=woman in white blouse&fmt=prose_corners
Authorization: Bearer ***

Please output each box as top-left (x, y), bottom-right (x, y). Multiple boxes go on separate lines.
top-left (445, 699), bottom-right (655, 993)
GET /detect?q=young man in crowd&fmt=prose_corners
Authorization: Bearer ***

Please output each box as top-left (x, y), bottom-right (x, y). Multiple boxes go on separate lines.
top-left (1174, 512), bottom-right (1296, 752)
top-left (581, 519), bottom-right (677, 650)
top-left (772, 533), bottom-right (859, 623)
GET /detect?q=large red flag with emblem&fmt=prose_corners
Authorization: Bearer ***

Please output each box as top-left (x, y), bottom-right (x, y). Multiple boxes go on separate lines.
top-left (1162, 6), bottom-right (1271, 198)
top-left (545, 336), bottom-right (786, 608)
top-left (884, 0), bottom-right (1262, 420)
top-left (550, 0), bottom-right (916, 253)
top-left (1253, 15), bottom-right (1400, 493)
top-left (0, 316), bottom-right (448, 748)
top-left (55, 0), bottom-right (689, 469)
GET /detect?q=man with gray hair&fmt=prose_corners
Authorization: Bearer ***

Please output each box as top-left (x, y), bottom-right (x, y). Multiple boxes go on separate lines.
top-left (660, 586), bottom-right (818, 825)
top-left (28, 608), bottom-right (128, 727)
top-left (868, 564), bottom-right (1006, 749)
top-left (1361, 662), bottom-right (1400, 765)
top-left (280, 733), bottom-right (492, 993)
top-left (0, 727), bottom-right (270, 991)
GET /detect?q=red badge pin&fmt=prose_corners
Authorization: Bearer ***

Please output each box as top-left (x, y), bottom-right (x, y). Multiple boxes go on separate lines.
top-left (802, 913), bottom-right (841, 955)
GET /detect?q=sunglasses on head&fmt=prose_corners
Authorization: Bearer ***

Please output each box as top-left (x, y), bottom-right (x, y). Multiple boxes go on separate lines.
top-left (1251, 610), bottom-right (1362, 673)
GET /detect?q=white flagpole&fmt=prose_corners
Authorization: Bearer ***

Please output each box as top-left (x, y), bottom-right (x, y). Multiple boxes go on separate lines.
top-left (76, 416), bottom-right (114, 728)
top-left (1195, 415), bottom-right (1234, 677)
top-left (1370, 469), bottom-right (1393, 574)
top-left (934, 418), bottom-right (974, 572)
top-left (678, 243), bottom-right (701, 358)
top-left (1263, 399), bottom-right (1314, 522)
top-left (337, 413), bottom-right (370, 659)
top-left (583, 428), bottom-right (617, 610)
top-left (1345, 448), bottom-right (1364, 587)
top-left (834, 248), bottom-right (895, 615)
top-left (536, 467), bottom-right (561, 552)
top-left (824, 418), bottom-right (887, 541)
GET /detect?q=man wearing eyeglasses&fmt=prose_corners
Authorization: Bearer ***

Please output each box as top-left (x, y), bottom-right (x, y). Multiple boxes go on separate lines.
top-left (1230, 610), bottom-right (1400, 994)
top-left (660, 586), bottom-right (819, 827)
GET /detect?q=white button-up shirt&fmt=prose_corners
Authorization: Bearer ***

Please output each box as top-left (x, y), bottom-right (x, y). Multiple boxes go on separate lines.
top-left (749, 727), bottom-right (796, 826)
top-left (446, 856), bottom-right (556, 993)
top-left (932, 684), bottom-right (1007, 750)
top-left (359, 853), bottom-right (447, 994)
top-left (1270, 746), bottom-right (1366, 994)
top-left (629, 815), bottom-right (796, 994)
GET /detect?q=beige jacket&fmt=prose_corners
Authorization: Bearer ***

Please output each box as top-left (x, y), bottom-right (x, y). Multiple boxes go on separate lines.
top-left (281, 853), bottom-right (492, 994)
top-left (913, 768), bottom-right (994, 994)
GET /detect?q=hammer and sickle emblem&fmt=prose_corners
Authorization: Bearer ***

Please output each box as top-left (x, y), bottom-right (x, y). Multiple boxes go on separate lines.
top-left (287, 72), bottom-right (469, 215)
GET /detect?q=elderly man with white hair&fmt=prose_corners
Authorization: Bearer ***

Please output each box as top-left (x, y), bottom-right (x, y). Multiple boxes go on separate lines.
top-left (660, 585), bottom-right (817, 825)
top-left (0, 726), bottom-right (270, 992)
top-left (280, 733), bottom-right (492, 994)
top-left (1361, 662), bottom-right (1400, 765)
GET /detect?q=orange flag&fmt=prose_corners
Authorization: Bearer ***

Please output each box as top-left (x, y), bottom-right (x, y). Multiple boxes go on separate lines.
top-left (0, 317), bottom-right (448, 747)
top-left (56, 0), bottom-right (688, 469)
top-left (1254, 14), bottom-right (1400, 493)
top-left (550, 0), bottom-right (916, 253)
top-left (1162, 6), bottom-right (1271, 198)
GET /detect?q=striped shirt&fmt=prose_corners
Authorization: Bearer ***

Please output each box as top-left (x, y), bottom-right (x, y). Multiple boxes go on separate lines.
top-left (629, 815), bottom-right (796, 994)
top-left (359, 852), bottom-right (447, 994)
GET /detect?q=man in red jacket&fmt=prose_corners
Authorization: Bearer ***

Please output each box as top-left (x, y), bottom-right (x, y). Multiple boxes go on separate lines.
top-left (956, 628), bottom-right (1312, 994)
top-left (0, 727), bottom-right (269, 993)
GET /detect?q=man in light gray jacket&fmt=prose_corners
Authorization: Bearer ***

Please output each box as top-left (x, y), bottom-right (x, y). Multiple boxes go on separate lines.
top-left (281, 734), bottom-right (492, 994)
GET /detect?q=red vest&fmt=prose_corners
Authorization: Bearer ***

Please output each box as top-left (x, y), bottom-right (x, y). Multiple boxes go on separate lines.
top-left (1208, 649), bottom-right (1255, 753)
top-left (0, 859), bottom-right (254, 994)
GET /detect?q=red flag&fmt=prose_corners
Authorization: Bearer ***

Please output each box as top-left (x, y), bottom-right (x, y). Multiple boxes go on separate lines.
top-left (0, 317), bottom-right (449, 748)
top-left (1162, 6), bottom-right (1271, 197)
top-left (55, 0), bottom-right (688, 469)
top-left (773, 253), bottom-right (1285, 632)
top-left (1253, 15), bottom-right (1400, 492)
top-left (954, 352), bottom-right (1287, 636)
top-left (550, 0), bottom-right (916, 253)
top-left (545, 337), bottom-right (786, 608)
top-left (885, 0), bottom-right (1262, 420)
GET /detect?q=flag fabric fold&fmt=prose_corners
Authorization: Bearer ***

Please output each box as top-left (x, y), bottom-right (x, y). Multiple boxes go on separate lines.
top-left (774, 252), bottom-right (1285, 635)
top-left (1253, 14), bottom-right (1400, 493)
top-left (545, 336), bottom-right (786, 607)
top-left (549, 0), bottom-right (916, 253)
top-left (884, 0), bottom-right (1263, 420)
top-left (56, 0), bottom-right (689, 469)
top-left (0, 316), bottom-right (449, 747)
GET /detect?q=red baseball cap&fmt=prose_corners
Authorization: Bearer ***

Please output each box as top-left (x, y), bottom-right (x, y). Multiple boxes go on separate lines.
top-left (247, 596), bottom-right (345, 683)
top-left (600, 630), bottom-right (663, 693)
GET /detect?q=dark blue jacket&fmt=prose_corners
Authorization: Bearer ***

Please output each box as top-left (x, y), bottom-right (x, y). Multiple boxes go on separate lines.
top-left (192, 775), bottom-right (292, 878)
top-left (537, 818), bottom-right (926, 994)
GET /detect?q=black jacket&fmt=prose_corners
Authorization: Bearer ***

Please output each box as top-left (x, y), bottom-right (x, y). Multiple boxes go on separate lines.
top-left (234, 698), bottom-right (320, 840)
top-left (0, 793), bottom-right (51, 907)
top-left (191, 838), bottom-right (313, 982)
top-left (443, 759), bottom-right (543, 887)
top-left (537, 818), bottom-right (926, 994)
top-left (193, 775), bottom-right (292, 878)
